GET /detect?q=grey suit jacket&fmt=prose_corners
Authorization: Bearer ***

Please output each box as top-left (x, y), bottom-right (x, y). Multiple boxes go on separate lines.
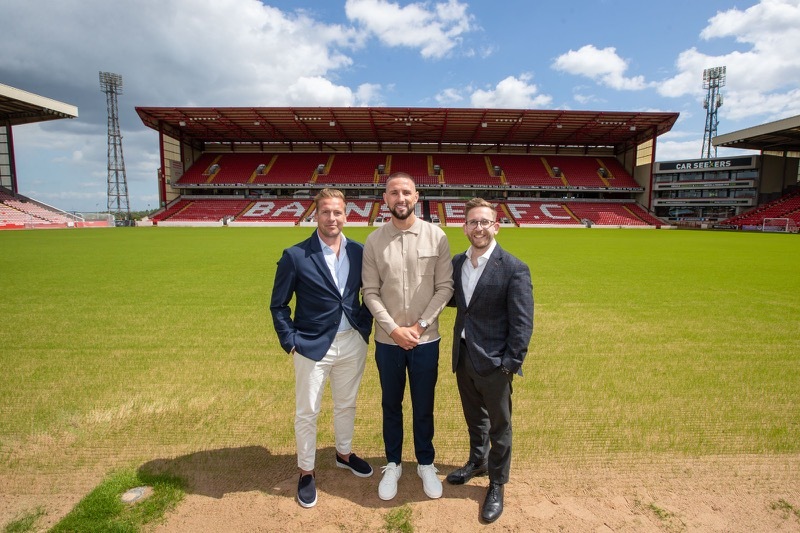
top-left (451, 244), bottom-right (534, 376)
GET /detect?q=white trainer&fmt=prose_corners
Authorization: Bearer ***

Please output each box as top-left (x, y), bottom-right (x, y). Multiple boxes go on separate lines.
top-left (378, 462), bottom-right (402, 501)
top-left (417, 463), bottom-right (442, 499)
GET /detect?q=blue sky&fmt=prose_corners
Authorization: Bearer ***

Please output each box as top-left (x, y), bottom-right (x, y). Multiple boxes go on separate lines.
top-left (2, 0), bottom-right (799, 212)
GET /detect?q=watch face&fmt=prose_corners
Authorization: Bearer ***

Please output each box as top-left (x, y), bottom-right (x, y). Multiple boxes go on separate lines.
top-left (419, 320), bottom-right (429, 329)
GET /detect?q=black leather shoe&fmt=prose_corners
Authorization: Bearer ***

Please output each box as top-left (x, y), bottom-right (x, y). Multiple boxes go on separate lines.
top-left (481, 482), bottom-right (504, 523)
top-left (446, 460), bottom-right (488, 485)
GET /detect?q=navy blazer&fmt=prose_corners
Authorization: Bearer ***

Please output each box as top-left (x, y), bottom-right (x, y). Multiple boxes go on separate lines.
top-left (451, 244), bottom-right (534, 376)
top-left (270, 230), bottom-right (372, 361)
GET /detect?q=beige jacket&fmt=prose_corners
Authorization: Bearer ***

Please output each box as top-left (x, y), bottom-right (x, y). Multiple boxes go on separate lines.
top-left (362, 218), bottom-right (454, 345)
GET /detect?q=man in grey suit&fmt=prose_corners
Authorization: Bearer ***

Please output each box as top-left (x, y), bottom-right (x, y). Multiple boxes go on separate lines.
top-left (446, 197), bottom-right (534, 523)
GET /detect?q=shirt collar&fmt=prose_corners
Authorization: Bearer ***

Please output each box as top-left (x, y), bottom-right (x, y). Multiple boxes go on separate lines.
top-left (386, 216), bottom-right (421, 236)
top-left (317, 231), bottom-right (346, 254)
top-left (466, 238), bottom-right (497, 266)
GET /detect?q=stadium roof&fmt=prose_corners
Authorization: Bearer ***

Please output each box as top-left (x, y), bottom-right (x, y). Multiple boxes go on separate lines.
top-left (0, 82), bottom-right (78, 126)
top-left (714, 114), bottom-right (800, 152)
top-left (136, 106), bottom-right (678, 151)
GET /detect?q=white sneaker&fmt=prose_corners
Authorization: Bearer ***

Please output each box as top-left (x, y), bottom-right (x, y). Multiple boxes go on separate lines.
top-left (417, 463), bottom-right (442, 499)
top-left (378, 462), bottom-right (402, 501)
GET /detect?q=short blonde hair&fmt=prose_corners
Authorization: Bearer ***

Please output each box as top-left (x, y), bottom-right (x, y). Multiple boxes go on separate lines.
top-left (314, 188), bottom-right (346, 203)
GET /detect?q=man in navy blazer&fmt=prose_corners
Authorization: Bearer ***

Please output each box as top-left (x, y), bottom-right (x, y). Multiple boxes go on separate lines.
top-left (270, 188), bottom-right (374, 509)
top-left (446, 197), bottom-right (534, 523)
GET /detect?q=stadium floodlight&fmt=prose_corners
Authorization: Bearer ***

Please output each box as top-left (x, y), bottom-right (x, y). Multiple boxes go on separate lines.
top-left (99, 72), bottom-right (123, 94)
top-left (99, 71), bottom-right (130, 221)
top-left (701, 66), bottom-right (726, 159)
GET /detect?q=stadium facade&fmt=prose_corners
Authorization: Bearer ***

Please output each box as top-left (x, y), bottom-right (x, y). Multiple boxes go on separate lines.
top-left (649, 114), bottom-right (800, 227)
top-left (135, 106), bottom-right (680, 228)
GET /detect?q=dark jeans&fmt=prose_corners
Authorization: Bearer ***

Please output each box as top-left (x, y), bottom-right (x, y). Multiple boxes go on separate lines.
top-left (375, 340), bottom-right (439, 465)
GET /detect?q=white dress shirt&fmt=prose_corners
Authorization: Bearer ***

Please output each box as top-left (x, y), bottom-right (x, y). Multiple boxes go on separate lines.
top-left (318, 232), bottom-right (351, 332)
top-left (460, 238), bottom-right (497, 338)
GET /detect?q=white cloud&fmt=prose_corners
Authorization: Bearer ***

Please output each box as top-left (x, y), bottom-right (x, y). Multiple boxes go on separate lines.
top-left (470, 75), bottom-right (552, 109)
top-left (571, 85), bottom-right (603, 106)
top-left (658, 0), bottom-right (800, 121)
top-left (654, 138), bottom-right (704, 161)
top-left (344, 0), bottom-right (475, 59)
top-left (355, 83), bottom-right (385, 106)
top-left (552, 45), bottom-right (649, 90)
top-left (0, 0), bottom-right (361, 108)
top-left (1, 0), bottom-right (375, 210)
top-left (286, 76), bottom-right (357, 106)
top-left (435, 87), bottom-right (465, 105)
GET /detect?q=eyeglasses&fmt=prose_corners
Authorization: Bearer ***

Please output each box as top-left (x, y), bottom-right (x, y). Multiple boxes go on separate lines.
top-left (465, 219), bottom-right (496, 229)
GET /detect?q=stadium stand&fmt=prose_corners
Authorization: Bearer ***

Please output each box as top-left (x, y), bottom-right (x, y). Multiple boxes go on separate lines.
top-left (175, 153), bottom-right (219, 185)
top-left (257, 153), bottom-right (328, 185)
top-left (504, 201), bottom-right (582, 226)
top-left (0, 190), bottom-right (74, 227)
top-left (543, 156), bottom-right (610, 189)
top-left (426, 200), bottom-right (448, 225)
top-left (384, 153), bottom-right (436, 185)
top-left (0, 203), bottom-right (29, 227)
top-left (322, 154), bottom-right (387, 185)
top-left (487, 155), bottom-right (558, 188)
top-left (212, 153), bottom-right (275, 184)
top-left (174, 152), bottom-right (641, 191)
top-left (148, 195), bottom-right (665, 228)
top-left (342, 200), bottom-right (376, 224)
top-left (625, 204), bottom-right (665, 227)
top-left (566, 202), bottom-right (648, 226)
top-left (722, 189), bottom-right (800, 228)
top-left (129, 107), bottom-right (689, 230)
top-left (430, 154), bottom-right (498, 186)
top-left (152, 198), bottom-right (252, 224)
top-left (230, 199), bottom-right (314, 225)
top-left (598, 157), bottom-right (642, 189)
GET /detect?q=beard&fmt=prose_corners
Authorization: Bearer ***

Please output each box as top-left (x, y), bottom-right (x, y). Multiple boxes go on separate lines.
top-left (389, 202), bottom-right (414, 220)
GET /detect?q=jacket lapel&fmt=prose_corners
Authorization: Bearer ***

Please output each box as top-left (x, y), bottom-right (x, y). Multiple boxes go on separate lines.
top-left (467, 245), bottom-right (503, 308)
top-left (342, 240), bottom-right (360, 297)
top-left (307, 232), bottom-right (339, 293)
top-left (453, 253), bottom-right (469, 308)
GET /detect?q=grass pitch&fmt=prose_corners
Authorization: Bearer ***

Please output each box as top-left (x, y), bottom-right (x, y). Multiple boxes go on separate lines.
top-left (1, 226), bottom-right (798, 488)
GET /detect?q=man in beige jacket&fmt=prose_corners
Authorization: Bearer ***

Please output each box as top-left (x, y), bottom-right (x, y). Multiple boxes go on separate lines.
top-left (362, 172), bottom-right (454, 501)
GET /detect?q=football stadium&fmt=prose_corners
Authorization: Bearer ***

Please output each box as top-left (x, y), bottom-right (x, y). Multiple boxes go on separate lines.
top-left (2, 85), bottom-right (800, 531)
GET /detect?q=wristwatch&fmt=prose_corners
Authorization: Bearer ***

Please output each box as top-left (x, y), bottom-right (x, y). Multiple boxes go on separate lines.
top-left (417, 319), bottom-right (429, 330)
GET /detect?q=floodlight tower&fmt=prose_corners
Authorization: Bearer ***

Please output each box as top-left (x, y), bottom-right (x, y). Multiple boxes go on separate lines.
top-left (99, 71), bottom-right (130, 219)
top-left (701, 66), bottom-right (726, 159)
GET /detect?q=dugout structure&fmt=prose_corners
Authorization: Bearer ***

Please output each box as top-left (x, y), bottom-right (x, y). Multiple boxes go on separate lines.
top-left (136, 106), bottom-right (679, 215)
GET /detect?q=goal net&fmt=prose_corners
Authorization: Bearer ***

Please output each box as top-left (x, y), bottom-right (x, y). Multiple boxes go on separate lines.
top-left (762, 217), bottom-right (799, 233)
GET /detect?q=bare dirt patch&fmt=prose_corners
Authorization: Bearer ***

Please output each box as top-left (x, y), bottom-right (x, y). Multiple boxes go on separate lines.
top-left (148, 456), bottom-right (800, 532)
top-left (142, 451), bottom-right (800, 532)
top-left (3, 451), bottom-right (800, 532)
